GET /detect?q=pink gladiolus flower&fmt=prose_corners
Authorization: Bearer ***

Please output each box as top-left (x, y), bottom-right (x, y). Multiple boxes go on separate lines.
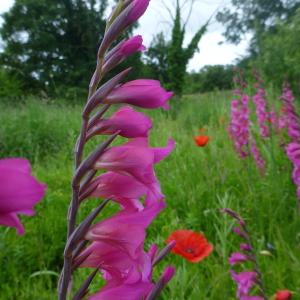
top-left (240, 244), bottom-right (252, 252)
top-left (161, 266), bottom-right (176, 284)
top-left (98, 0), bottom-right (150, 57)
top-left (229, 252), bottom-right (249, 265)
top-left (281, 84), bottom-right (300, 202)
top-left (127, 0), bottom-right (150, 23)
top-left (250, 141), bottom-right (266, 173)
top-left (94, 138), bottom-right (175, 185)
top-left (286, 143), bottom-right (300, 163)
top-left (252, 87), bottom-right (270, 138)
top-left (0, 158), bottom-right (46, 235)
top-left (228, 95), bottom-right (250, 158)
top-left (86, 202), bottom-right (165, 257)
top-left (103, 36), bottom-right (146, 74)
top-left (231, 271), bottom-right (258, 299)
top-left (105, 80), bottom-right (173, 110)
top-left (88, 281), bottom-right (153, 300)
top-left (87, 106), bottom-right (152, 139)
top-left (78, 242), bottom-right (152, 284)
top-left (80, 171), bottom-right (164, 208)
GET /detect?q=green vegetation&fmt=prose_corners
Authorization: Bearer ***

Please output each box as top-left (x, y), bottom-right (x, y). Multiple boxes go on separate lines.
top-left (0, 92), bottom-right (299, 299)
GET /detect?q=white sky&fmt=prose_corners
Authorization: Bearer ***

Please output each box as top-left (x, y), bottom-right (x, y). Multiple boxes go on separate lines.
top-left (0, 0), bottom-right (250, 71)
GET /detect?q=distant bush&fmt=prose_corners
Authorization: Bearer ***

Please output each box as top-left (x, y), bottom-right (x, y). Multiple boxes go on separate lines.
top-left (257, 9), bottom-right (300, 94)
top-left (184, 65), bottom-right (234, 94)
top-left (0, 69), bottom-right (23, 101)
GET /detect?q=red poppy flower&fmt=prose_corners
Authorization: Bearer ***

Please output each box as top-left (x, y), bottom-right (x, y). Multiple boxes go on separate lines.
top-left (275, 290), bottom-right (292, 300)
top-left (194, 135), bottom-right (210, 147)
top-left (166, 229), bottom-right (213, 263)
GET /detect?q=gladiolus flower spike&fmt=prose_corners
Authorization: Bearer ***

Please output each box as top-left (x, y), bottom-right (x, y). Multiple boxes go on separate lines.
top-left (58, 1), bottom-right (175, 300)
top-left (281, 83), bottom-right (300, 209)
top-left (222, 209), bottom-right (267, 300)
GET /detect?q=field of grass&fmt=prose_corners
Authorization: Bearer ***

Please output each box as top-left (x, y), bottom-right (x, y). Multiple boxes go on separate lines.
top-left (0, 91), bottom-right (300, 300)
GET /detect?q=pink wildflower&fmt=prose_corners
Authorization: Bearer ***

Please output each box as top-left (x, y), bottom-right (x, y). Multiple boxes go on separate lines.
top-left (87, 106), bottom-right (152, 139)
top-left (250, 140), bottom-right (266, 173)
top-left (103, 35), bottom-right (146, 74)
top-left (229, 252), bottom-right (249, 265)
top-left (252, 87), bottom-right (270, 138)
top-left (105, 80), bottom-right (173, 110)
top-left (231, 271), bottom-right (258, 298)
top-left (0, 158), bottom-right (46, 235)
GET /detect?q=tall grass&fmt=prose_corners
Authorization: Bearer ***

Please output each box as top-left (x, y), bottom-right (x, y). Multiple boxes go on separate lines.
top-left (0, 91), bottom-right (299, 299)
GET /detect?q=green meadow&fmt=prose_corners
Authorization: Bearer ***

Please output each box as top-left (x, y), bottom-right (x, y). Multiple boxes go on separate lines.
top-left (0, 92), bottom-right (299, 299)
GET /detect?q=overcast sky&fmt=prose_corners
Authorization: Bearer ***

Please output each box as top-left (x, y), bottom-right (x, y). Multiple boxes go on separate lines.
top-left (0, 0), bottom-right (250, 71)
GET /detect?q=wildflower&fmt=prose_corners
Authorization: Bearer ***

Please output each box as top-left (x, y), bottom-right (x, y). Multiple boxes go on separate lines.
top-left (88, 281), bottom-right (153, 300)
top-left (80, 171), bottom-right (164, 208)
top-left (231, 271), bottom-right (259, 298)
top-left (222, 209), bottom-right (267, 300)
top-left (275, 290), bottom-right (293, 300)
top-left (166, 229), bottom-right (213, 263)
top-left (94, 138), bottom-right (175, 185)
top-left (86, 202), bottom-right (165, 257)
top-left (228, 94), bottom-right (250, 158)
top-left (105, 79), bottom-right (173, 109)
top-left (102, 35), bottom-right (146, 74)
top-left (252, 87), bottom-right (270, 138)
top-left (281, 84), bottom-right (300, 204)
top-left (0, 158), bottom-right (46, 235)
top-left (194, 135), bottom-right (210, 147)
top-left (86, 106), bottom-right (152, 139)
top-left (229, 252), bottom-right (249, 265)
top-left (59, 1), bottom-right (175, 298)
top-left (250, 140), bottom-right (266, 173)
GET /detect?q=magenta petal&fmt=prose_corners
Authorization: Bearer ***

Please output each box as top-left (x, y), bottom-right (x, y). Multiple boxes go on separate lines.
top-left (0, 158), bottom-right (46, 234)
top-left (127, 0), bottom-right (150, 23)
top-left (229, 252), bottom-right (249, 265)
top-left (0, 213), bottom-right (24, 235)
top-left (88, 106), bottom-right (152, 138)
top-left (0, 168), bottom-right (46, 213)
top-left (106, 79), bottom-right (173, 109)
top-left (0, 158), bottom-right (31, 173)
top-left (153, 139), bottom-right (175, 163)
top-left (88, 281), bottom-right (153, 300)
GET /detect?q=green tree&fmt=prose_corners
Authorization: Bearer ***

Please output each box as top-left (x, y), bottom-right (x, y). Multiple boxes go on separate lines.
top-left (184, 65), bottom-right (234, 94)
top-left (0, 0), bottom-right (108, 94)
top-left (145, 0), bottom-right (208, 96)
top-left (257, 9), bottom-right (300, 93)
top-left (216, 0), bottom-right (300, 53)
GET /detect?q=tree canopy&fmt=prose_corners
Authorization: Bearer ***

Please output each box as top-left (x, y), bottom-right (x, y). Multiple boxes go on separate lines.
top-left (0, 0), bottom-right (108, 93)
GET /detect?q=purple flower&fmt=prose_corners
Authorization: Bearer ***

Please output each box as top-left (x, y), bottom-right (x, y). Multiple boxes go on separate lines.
top-left (80, 171), bottom-right (163, 209)
top-left (250, 141), bottom-right (266, 173)
top-left (85, 202), bottom-right (165, 258)
top-left (252, 87), bottom-right (270, 138)
top-left (229, 252), bottom-right (249, 265)
top-left (105, 80), bottom-right (173, 110)
top-left (98, 0), bottom-right (150, 57)
top-left (240, 244), bottom-right (252, 252)
top-left (94, 138), bottom-right (175, 185)
top-left (77, 242), bottom-right (152, 284)
top-left (231, 271), bottom-right (258, 298)
top-left (88, 281), bottom-right (153, 300)
top-left (0, 158), bottom-right (46, 235)
top-left (228, 94), bottom-right (250, 158)
top-left (87, 106), bottom-right (152, 139)
top-left (103, 35), bottom-right (146, 74)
